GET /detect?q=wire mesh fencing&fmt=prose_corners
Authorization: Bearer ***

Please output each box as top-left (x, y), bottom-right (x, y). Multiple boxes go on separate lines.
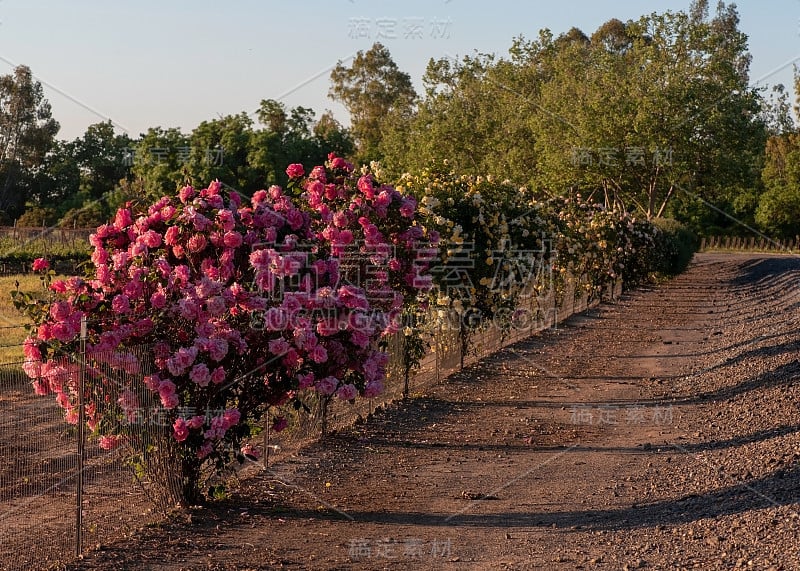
top-left (0, 359), bottom-right (77, 570)
top-left (0, 344), bottom-right (172, 571)
top-left (257, 276), bottom-right (621, 463)
top-left (0, 275), bottom-right (620, 570)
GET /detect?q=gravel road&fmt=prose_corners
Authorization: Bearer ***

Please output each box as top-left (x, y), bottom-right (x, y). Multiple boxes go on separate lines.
top-left (67, 253), bottom-right (800, 570)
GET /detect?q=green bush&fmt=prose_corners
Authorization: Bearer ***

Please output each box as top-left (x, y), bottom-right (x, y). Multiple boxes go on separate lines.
top-left (16, 206), bottom-right (58, 227)
top-left (59, 202), bottom-right (109, 228)
top-left (652, 218), bottom-right (698, 276)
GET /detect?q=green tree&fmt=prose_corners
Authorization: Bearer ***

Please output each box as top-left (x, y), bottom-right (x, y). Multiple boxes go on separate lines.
top-left (756, 133), bottom-right (800, 237)
top-left (329, 43), bottom-right (416, 164)
top-left (130, 127), bottom-right (190, 201)
top-left (313, 110), bottom-right (355, 159)
top-left (532, 5), bottom-right (766, 220)
top-left (72, 121), bottom-right (133, 201)
top-left (0, 65), bottom-right (60, 218)
top-left (187, 113), bottom-right (261, 194)
top-left (253, 99), bottom-right (353, 187)
top-left (25, 139), bottom-right (81, 210)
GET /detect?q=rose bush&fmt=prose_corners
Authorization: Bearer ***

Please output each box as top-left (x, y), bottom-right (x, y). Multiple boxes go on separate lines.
top-left (15, 154), bottom-right (431, 504)
top-left (400, 169), bottom-right (558, 359)
top-left (399, 165), bottom-right (662, 360)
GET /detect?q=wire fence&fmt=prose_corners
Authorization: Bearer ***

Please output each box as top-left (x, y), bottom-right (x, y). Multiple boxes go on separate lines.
top-left (259, 276), bottom-right (619, 461)
top-left (0, 226), bottom-right (92, 276)
top-left (699, 235), bottom-right (799, 254)
top-left (0, 226), bottom-right (94, 251)
top-left (0, 344), bottom-right (172, 571)
top-left (0, 275), bottom-right (618, 570)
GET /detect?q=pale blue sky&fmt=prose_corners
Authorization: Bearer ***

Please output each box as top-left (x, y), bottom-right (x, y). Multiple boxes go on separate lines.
top-left (1, 0), bottom-right (797, 140)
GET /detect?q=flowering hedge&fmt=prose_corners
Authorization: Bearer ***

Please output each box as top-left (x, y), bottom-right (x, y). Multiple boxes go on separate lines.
top-left (15, 154), bottom-right (434, 503)
top-left (398, 167), bottom-right (661, 349)
top-left (16, 156), bottom-right (668, 505)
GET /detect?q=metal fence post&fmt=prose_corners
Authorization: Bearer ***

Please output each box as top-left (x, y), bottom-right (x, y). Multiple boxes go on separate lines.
top-left (76, 316), bottom-right (87, 557)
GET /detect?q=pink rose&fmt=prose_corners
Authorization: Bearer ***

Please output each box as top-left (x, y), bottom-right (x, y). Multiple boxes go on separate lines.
top-left (158, 379), bottom-right (176, 397)
top-left (160, 392), bottom-right (179, 409)
top-left (310, 165), bottom-right (326, 182)
top-left (139, 230), bottom-right (162, 248)
top-left (188, 234), bottom-right (207, 253)
top-left (222, 408), bottom-right (241, 428)
top-left (32, 258), bottom-right (49, 272)
top-left (111, 294), bottom-right (131, 314)
top-left (179, 186), bottom-right (196, 203)
top-left (173, 418), bottom-right (189, 442)
top-left (150, 290), bottom-right (167, 309)
top-left (205, 296), bottom-right (227, 317)
top-left (298, 372), bottom-right (315, 389)
top-left (223, 231), bottom-right (243, 248)
top-left (37, 323), bottom-right (53, 341)
top-left (143, 374), bottom-right (161, 391)
top-left (23, 339), bottom-right (42, 361)
top-left (51, 323), bottom-right (76, 342)
top-left (99, 435), bottom-right (124, 450)
top-left (211, 366), bottom-right (226, 384)
top-left (286, 163), bottom-right (305, 178)
top-left (216, 209), bottom-right (236, 231)
top-left (336, 383), bottom-right (358, 401)
top-left (177, 298), bottom-right (199, 320)
top-left (164, 226), bottom-right (180, 246)
top-left (114, 208), bottom-right (133, 229)
top-left (189, 363), bottom-right (211, 387)
top-left (337, 229), bottom-right (354, 245)
top-left (315, 376), bottom-right (338, 396)
top-left (285, 208), bottom-right (305, 230)
top-left (50, 301), bottom-right (71, 322)
top-left (207, 338), bottom-right (229, 362)
top-left (268, 338), bottom-right (291, 356)
top-left (309, 344), bottom-right (328, 363)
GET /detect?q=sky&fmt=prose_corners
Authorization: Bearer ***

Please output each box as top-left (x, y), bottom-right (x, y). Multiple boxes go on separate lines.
top-left (1, 0), bottom-right (797, 141)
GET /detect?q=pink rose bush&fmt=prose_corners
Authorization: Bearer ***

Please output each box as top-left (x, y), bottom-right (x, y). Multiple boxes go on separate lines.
top-left (16, 155), bottom-right (432, 503)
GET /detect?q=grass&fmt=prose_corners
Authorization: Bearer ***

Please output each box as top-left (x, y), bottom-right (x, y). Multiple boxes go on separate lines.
top-left (0, 274), bottom-right (60, 363)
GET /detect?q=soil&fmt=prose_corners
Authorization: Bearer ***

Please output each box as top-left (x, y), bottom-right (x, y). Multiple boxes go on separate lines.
top-left (63, 253), bottom-right (800, 570)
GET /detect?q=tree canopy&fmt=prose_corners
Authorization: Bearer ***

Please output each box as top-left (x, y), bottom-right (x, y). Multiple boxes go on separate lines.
top-left (6, 1), bottom-right (800, 239)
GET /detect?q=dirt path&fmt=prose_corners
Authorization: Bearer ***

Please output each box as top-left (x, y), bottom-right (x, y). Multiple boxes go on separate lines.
top-left (68, 253), bottom-right (800, 570)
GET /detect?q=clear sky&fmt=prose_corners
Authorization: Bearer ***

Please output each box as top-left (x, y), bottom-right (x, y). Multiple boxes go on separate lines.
top-left (1, 0), bottom-right (797, 141)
